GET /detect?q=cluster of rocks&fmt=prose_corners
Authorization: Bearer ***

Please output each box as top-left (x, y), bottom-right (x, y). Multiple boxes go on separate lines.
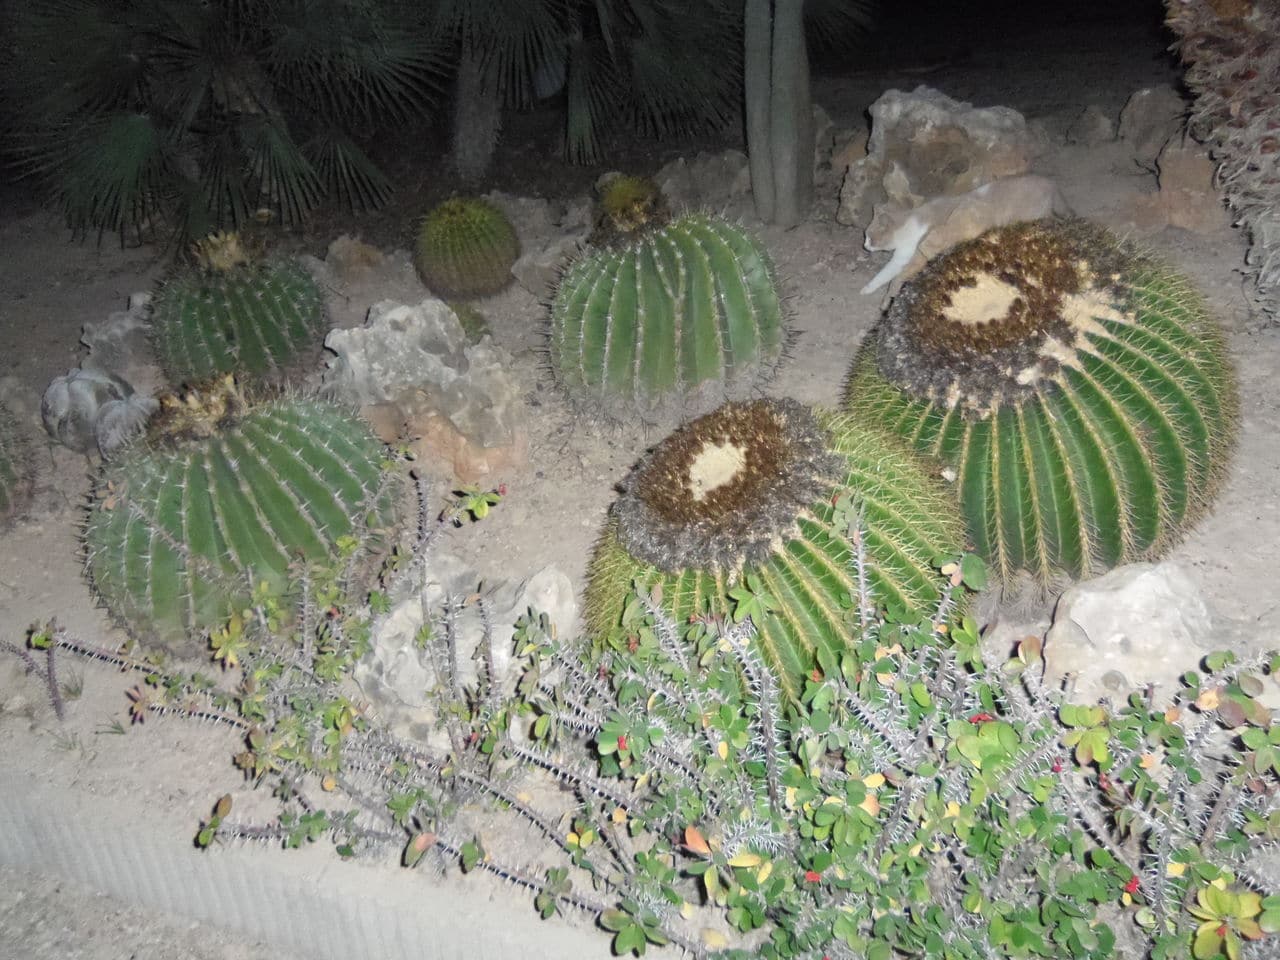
top-left (834, 83), bottom-right (1226, 256)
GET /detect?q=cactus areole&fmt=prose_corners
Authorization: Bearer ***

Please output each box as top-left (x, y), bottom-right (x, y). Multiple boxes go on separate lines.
top-left (589, 399), bottom-right (964, 700)
top-left (848, 218), bottom-right (1238, 585)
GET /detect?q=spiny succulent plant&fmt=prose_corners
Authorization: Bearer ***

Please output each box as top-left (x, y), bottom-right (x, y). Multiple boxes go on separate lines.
top-left (586, 398), bottom-right (964, 699)
top-left (149, 232), bottom-right (328, 385)
top-left (414, 197), bottom-right (520, 300)
top-left (84, 377), bottom-right (397, 651)
top-left (845, 218), bottom-right (1238, 586)
top-left (1166, 0), bottom-right (1280, 323)
top-left (0, 402), bottom-right (34, 522)
top-left (549, 212), bottom-right (787, 421)
top-left (587, 174), bottom-right (669, 248)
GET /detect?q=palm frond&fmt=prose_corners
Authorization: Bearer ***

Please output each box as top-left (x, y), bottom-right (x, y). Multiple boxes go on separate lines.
top-left (804, 0), bottom-right (876, 51)
top-left (304, 129), bottom-right (394, 211)
top-left (238, 115), bottom-right (322, 224)
top-left (564, 38), bottom-right (620, 165)
top-left (2, 0), bottom-right (143, 119)
top-left (267, 0), bottom-right (449, 125)
top-left (53, 113), bottom-right (173, 242)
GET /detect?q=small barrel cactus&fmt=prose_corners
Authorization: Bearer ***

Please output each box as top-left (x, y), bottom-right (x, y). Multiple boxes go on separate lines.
top-left (0, 402), bottom-right (34, 522)
top-left (845, 218), bottom-right (1238, 586)
top-left (414, 197), bottom-right (520, 299)
top-left (586, 399), bottom-right (964, 700)
top-left (84, 378), bottom-right (398, 650)
top-left (150, 232), bottom-right (328, 385)
top-left (549, 212), bottom-right (787, 421)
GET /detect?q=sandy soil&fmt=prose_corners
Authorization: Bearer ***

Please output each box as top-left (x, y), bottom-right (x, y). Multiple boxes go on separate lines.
top-left (4, 4), bottom-right (1279, 957)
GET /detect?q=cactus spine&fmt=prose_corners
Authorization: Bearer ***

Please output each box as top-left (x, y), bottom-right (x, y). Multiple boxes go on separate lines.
top-left (586, 399), bottom-right (963, 701)
top-left (414, 197), bottom-right (520, 299)
top-left (84, 381), bottom-right (396, 649)
top-left (846, 218), bottom-right (1238, 586)
top-left (550, 212), bottom-right (787, 420)
top-left (150, 233), bottom-right (327, 384)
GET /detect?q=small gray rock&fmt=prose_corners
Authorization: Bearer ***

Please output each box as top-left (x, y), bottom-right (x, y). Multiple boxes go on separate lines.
top-left (41, 367), bottom-right (156, 457)
top-left (355, 552), bottom-right (578, 746)
top-left (1044, 562), bottom-right (1214, 706)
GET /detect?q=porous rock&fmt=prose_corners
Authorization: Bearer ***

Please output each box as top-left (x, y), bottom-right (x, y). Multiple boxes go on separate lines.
top-left (1118, 85), bottom-right (1188, 166)
top-left (837, 86), bottom-right (1035, 227)
top-left (324, 298), bottom-right (526, 480)
top-left (1044, 562), bottom-right (1214, 706)
top-left (354, 552), bottom-right (577, 747)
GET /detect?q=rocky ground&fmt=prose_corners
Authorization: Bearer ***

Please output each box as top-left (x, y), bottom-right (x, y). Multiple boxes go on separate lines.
top-left (5, 2), bottom-right (1280, 957)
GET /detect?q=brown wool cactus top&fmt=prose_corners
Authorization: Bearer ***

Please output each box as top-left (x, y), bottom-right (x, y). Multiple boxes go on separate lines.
top-left (877, 219), bottom-right (1138, 416)
top-left (613, 399), bottom-right (843, 574)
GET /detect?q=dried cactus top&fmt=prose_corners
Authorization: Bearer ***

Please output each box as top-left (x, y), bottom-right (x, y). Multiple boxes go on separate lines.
top-left (876, 218), bottom-right (1159, 416)
top-left (190, 231), bottom-right (254, 273)
top-left (612, 399), bottom-right (843, 574)
top-left (588, 174), bottom-right (670, 247)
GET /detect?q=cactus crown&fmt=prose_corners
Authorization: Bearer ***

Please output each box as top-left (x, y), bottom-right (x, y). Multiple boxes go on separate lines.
top-left (613, 399), bottom-right (843, 574)
top-left (148, 375), bottom-right (250, 444)
top-left (190, 231), bottom-right (254, 273)
top-left (589, 174), bottom-right (670, 247)
top-left (877, 219), bottom-right (1137, 416)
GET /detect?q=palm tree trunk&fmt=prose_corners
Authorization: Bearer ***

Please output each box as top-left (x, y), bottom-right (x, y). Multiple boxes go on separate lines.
top-left (449, 46), bottom-right (502, 182)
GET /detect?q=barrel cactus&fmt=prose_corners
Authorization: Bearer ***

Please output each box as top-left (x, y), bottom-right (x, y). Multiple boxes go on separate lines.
top-left (84, 378), bottom-right (398, 651)
top-left (549, 212), bottom-right (787, 421)
top-left (0, 402), bottom-right (34, 522)
top-left (586, 398), bottom-right (964, 700)
top-left (845, 218), bottom-right (1238, 586)
top-left (414, 197), bottom-right (520, 300)
top-left (150, 232), bottom-right (328, 385)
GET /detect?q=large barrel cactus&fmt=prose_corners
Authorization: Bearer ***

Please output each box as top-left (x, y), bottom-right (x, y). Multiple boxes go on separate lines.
top-left (414, 197), bottom-right (520, 300)
top-left (586, 399), bottom-right (964, 700)
top-left (550, 213), bottom-right (787, 421)
top-left (846, 218), bottom-right (1238, 586)
top-left (84, 380), bottom-right (397, 650)
top-left (150, 232), bottom-right (328, 385)
top-left (0, 402), bottom-right (34, 522)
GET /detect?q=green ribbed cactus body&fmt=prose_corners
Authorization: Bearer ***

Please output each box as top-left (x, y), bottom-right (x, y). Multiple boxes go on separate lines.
top-left (549, 213), bottom-right (786, 419)
top-left (0, 403), bottom-right (33, 522)
top-left (846, 219), bottom-right (1237, 585)
top-left (84, 395), bottom-right (395, 648)
top-left (586, 400), bottom-right (963, 701)
top-left (414, 197), bottom-right (519, 299)
top-left (150, 257), bottom-right (327, 384)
